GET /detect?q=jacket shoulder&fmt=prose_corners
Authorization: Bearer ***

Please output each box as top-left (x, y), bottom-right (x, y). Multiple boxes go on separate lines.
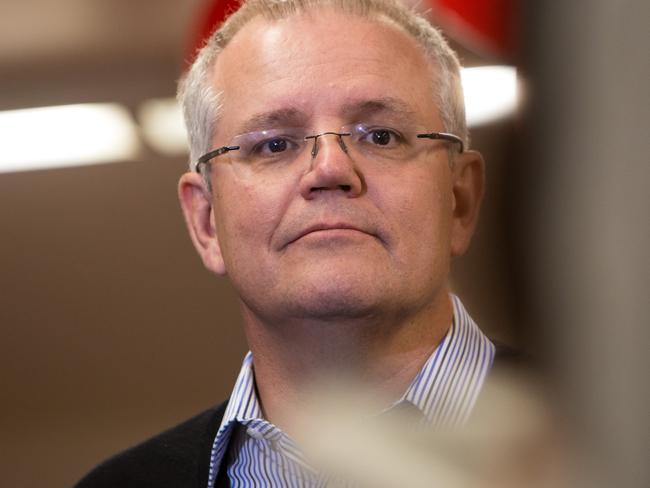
top-left (75, 401), bottom-right (228, 488)
top-left (492, 341), bottom-right (536, 370)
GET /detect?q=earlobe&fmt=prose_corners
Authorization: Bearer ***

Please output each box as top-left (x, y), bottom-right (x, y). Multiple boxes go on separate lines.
top-left (450, 150), bottom-right (485, 257)
top-left (178, 172), bottom-right (227, 275)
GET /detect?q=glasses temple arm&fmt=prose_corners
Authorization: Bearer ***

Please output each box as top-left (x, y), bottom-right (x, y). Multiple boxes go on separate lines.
top-left (195, 145), bottom-right (240, 173)
top-left (416, 132), bottom-right (464, 153)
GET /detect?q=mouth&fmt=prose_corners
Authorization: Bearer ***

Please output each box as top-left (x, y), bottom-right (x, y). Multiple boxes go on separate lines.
top-left (286, 223), bottom-right (377, 247)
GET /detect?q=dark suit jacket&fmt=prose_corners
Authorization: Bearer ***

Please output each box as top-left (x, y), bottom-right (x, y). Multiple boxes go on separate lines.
top-left (75, 402), bottom-right (231, 488)
top-left (75, 344), bottom-right (526, 488)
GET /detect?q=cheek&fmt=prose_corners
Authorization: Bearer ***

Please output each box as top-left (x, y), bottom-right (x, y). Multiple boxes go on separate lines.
top-left (379, 170), bottom-right (454, 261)
top-left (212, 177), bottom-right (289, 265)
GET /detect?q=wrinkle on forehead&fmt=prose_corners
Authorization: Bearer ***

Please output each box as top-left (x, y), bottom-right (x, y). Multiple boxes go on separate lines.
top-left (237, 97), bottom-right (418, 135)
top-left (238, 108), bottom-right (309, 134)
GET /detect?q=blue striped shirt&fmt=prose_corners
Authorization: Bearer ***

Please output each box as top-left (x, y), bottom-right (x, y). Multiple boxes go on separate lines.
top-left (207, 295), bottom-right (495, 487)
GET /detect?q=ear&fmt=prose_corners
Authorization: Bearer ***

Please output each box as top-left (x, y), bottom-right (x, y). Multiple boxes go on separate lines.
top-left (178, 172), bottom-right (227, 275)
top-left (450, 150), bottom-right (485, 257)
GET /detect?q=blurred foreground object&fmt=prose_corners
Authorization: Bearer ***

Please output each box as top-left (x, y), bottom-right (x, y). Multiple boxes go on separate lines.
top-left (300, 369), bottom-right (570, 488)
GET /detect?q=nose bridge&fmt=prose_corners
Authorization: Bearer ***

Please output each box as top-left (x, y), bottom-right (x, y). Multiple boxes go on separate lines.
top-left (307, 131), bottom-right (349, 159)
top-left (300, 130), bottom-right (363, 198)
top-left (307, 131), bottom-right (354, 175)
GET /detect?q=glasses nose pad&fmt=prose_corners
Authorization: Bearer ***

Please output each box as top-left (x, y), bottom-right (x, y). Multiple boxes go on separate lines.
top-left (306, 132), bottom-right (351, 159)
top-left (309, 136), bottom-right (319, 158)
top-left (336, 134), bottom-right (349, 154)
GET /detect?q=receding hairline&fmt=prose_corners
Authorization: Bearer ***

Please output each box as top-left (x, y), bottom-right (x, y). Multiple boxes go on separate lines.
top-left (207, 5), bottom-right (444, 87)
top-left (208, 0), bottom-right (432, 50)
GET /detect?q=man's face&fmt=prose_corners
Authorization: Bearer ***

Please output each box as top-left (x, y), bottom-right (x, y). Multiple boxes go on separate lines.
top-left (183, 10), bottom-right (481, 324)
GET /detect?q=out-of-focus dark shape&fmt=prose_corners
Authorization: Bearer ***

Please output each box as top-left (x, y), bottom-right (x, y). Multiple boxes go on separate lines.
top-left (518, 1), bottom-right (649, 486)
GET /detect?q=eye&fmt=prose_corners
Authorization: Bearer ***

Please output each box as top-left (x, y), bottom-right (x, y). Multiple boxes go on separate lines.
top-left (265, 138), bottom-right (288, 153)
top-left (251, 136), bottom-right (300, 157)
top-left (356, 125), bottom-right (405, 149)
top-left (370, 129), bottom-right (393, 146)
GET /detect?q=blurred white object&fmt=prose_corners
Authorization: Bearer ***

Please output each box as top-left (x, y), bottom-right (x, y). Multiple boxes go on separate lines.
top-left (297, 370), bottom-right (570, 488)
top-left (138, 97), bottom-right (189, 156)
top-left (461, 66), bottom-right (518, 126)
top-left (0, 103), bottom-right (140, 173)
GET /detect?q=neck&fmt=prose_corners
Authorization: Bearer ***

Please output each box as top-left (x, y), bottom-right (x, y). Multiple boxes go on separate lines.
top-left (240, 290), bottom-right (453, 440)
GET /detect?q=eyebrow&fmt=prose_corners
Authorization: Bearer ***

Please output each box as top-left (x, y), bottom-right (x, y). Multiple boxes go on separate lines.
top-left (340, 97), bottom-right (417, 123)
top-left (237, 108), bottom-right (308, 134)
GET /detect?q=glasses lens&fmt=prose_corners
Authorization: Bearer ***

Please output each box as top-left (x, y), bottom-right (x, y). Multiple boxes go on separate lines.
top-left (228, 128), bottom-right (307, 179)
top-left (347, 123), bottom-right (420, 161)
top-left (214, 123), bottom-right (439, 181)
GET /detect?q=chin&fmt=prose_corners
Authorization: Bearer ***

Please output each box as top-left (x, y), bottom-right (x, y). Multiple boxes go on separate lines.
top-left (281, 271), bottom-right (396, 321)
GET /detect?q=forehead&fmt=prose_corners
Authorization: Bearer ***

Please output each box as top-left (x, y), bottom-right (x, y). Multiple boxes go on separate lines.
top-left (211, 9), bottom-right (441, 136)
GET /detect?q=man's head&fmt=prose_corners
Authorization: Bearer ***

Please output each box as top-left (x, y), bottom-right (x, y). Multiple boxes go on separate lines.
top-left (178, 0), bottom-right (484, 327)
top-left (179, 0), bottom-right (468, 176)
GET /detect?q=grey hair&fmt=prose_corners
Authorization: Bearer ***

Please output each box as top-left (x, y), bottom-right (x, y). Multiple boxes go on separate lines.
top-left (177, 0), bottom-right (467, 176)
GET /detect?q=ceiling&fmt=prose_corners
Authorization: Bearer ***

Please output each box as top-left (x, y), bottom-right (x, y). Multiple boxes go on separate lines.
top-left (0, 0), bottom-right (202, 66)
top-left (1, 0), bottom-right (205, 111)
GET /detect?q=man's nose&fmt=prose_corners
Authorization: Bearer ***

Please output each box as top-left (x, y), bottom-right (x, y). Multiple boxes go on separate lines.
top-left (299, 133), bottom-right (364, 199)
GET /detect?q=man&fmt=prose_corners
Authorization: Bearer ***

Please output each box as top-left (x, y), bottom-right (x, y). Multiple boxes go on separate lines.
top-left (77, 0), bottom-right (497, 486)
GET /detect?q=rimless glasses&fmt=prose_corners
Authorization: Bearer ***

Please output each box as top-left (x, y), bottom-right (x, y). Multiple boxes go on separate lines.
top-left (195, 122), bottom-right (464, 181)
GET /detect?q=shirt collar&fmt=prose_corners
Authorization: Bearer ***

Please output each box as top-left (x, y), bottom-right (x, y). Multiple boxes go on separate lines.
top-left (400, 294), bottom-right (495, 425)
top-left (206, 294), bottom-right (494, 487)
